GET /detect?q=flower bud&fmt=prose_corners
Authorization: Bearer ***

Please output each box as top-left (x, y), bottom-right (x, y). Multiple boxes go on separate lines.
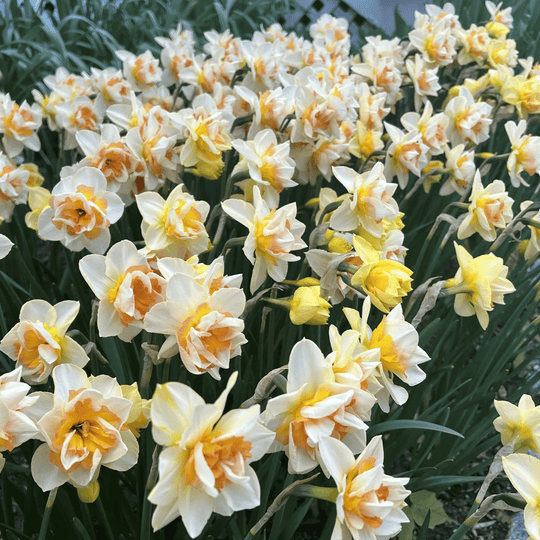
top-left (77, 481), bottom-right (100, 504)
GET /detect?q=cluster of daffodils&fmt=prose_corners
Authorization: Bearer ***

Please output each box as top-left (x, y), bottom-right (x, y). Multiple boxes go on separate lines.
top-left (0, 1), bottom-right (539, 538)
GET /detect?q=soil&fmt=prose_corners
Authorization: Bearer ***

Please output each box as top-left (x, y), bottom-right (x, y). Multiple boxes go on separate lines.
top-left (425, 468), bottom-right (516, 540)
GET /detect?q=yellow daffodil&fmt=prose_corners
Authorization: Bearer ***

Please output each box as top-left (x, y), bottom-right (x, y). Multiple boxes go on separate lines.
top-left (448, 242), bottom-right (515, 329)
top-left (494, 394), bottom-right (540, 453)
top-left (503, 453), bottom-right (540, 540)
top-left (351, 236), bottom-right (413, 313)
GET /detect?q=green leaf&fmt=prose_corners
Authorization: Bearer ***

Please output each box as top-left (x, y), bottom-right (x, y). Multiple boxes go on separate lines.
top-left (367, 420), bottom-right (464, 438)
top-left (394, 5), bottom-right (410, 37)
top-left (410, 491), bottom-right (451, 528)
top-left (398, 507), bottom-right (415, 540)
top-left (412, 475), bottom-right (483, 491)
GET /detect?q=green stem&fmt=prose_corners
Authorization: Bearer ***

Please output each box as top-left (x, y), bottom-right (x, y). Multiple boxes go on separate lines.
top-left (95, 496), bottom-right (115, 540)
top-left (37, 488), bottom-right (58, 540)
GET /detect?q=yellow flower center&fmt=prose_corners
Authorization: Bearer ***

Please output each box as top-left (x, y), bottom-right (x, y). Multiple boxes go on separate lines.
top-left (343, 456), bottom-right (389, 530)
top-left (368, 318), bottom-right (406, 375)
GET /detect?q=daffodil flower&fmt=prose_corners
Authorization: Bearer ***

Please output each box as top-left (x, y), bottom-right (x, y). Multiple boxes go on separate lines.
top-left (30, 364), bottom-right (138, 491)
top-left (449, 242), bottom-right (515, 329)
top-left (0, 300), bottom-right (89, 384)
top-left (503, 453), bottom-right (540, 540)
top-left (319, 436), bottom-right (410, 540)
top-left (149, 372), bottom-right (275, 536)
top-left (263, 339), bottom-right (376, 475)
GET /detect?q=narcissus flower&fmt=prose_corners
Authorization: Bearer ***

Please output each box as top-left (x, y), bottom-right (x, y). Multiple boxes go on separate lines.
top-left (149, 372), bottom-right (275, 536)
top-left (136, 183), bottom-right (210, 259)
top-left (319, 436), bottom-right (410, 540)
top-left (31, 364), bottom-right (138, 491)
top-left (231, 129), bottom-right (296, 197)
top-left (263, 339), bottom-right (376, 475)
top-left (25, 186), bottom-right (51, 231)
top-left (0, 234), bottom-right (13, 259)
top-left (221, 186), bottom-right (306, 293)
top-left (344, 297), bottom-right (430, 412)
top-left (37, 167), bottom-right (124, 254)
top-left (288, 286), bottom-right (331, 325)
top-left (0, 300), bottom-right (89, 384)
top-left (351, 236), bottom-right (413, 313)
top-left (330, 163), bottom-right (399, 237)
top-left (457, 171), bottom-right (513, 242)
top-left (0, 367), bottom-right (39, 458)
top-left (494, 394), bottom-right (540, 453)
top-left (144, 273), bottom-right (246, 379)
top-left (121, 383), bottom-right (151, 437)
top-left (505, 119), bottom-right (540, 187)
top-left (448, 242), bottom-right (515, 329)
top-left (268, 285), bottom-right (331, 325)
top-left (79, 240), bottom-right (166, 341)
top-left (502, 453), bottom-right (540, 540)
top-left (445, 86), bottom-right (492, 146)
top-left (0, 94), bottom-right (42, 157)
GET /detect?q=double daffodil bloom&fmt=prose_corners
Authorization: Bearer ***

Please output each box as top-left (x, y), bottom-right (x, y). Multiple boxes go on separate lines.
top-left (30, 364), bottom-right (138, 491)
top-left (350, 236), bottom-right (413, 313)
top-left (319, 436), bottom-right (410, 540)
top-left (0, 300), bottom-right (89, 384)
top-left (263, 339), bottom-right (376, 475)
top-left (149, 372), bottom-right (275, 536)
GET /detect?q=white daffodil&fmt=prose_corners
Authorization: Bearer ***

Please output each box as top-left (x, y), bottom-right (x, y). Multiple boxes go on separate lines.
top-left (503, 453), bottom-right (540, 540)
top-left (441, 144), bottom-right (476, 196)
top-left (405, 54), bottom-right (441, 111)
top-left (37, 166), bottom-right (124, 254)
top-left (401, 101), bottom-right (448, 156)
top-left (384, 123), bottom-right (429, 189)
top-left (0, 300), bottom-right (89, 384)
top-left (0, 153), bottom-right (30, 222)
top-left (136, 183), bottom-right (210, 259)
top-left (222, 186), bottom-right (306, 293)
top-left (330, 162), bottom-right (399, 237)
top-left (149, 372), bottom-right (275, 536)
top-left (115, 50), bottom-right (162, 92)
top-left (0, 234), bottom-right (13, 259)
top-left (457, 171), bottom-right (513, 242)
top-left (231, 129), bottom-right (296, 198)
top-left (445, 86), bottom-right (492, 146)
top-left (144, 272), bottom-right (246, 379)
top-left (30, 364), bottom-right (138, 491)
top-left (157, 255), bottom-right (242, 293)
top-left (263, 339), bottom-right (376, 475)
top-left (327, 324), bottom-right (382, 395)
top-left (0, 367), bottom-right (39, 456)
top-left (347, 297), bottom-right (430, 412)
top-left (505, 119), bottom-right (540, 187)
top-left (75, 124), bottom-right (143, 199)
top-left (319, 436), bottom-right (410, 540)
top-left (0, 94), bottom-right (42, 157)
top-left (79, 240), bottom-right (166, 342)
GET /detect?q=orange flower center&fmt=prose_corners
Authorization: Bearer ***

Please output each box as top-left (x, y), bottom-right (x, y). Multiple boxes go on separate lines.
top-left (50, 396), bottom-right (121, 472)
top-left (184, 435), bottom-right (252, 490)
